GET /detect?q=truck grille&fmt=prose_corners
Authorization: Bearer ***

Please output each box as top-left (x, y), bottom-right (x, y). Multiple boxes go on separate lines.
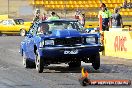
top-left (55, 37), bottom-right (83, 46)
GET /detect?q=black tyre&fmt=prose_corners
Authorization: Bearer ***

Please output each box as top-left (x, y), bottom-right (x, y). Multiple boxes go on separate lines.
top-left (36, 52), bottom-right (44, 73)
top-left (90, 53), bottom-right (100, 70)
top-left (20, 29), bottom-right (26, 36)
top-left (69, 61), bottom-right (81, 68)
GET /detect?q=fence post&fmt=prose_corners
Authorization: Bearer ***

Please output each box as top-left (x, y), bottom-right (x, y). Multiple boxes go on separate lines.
top-left (99, 15), bottom-right (102, 31)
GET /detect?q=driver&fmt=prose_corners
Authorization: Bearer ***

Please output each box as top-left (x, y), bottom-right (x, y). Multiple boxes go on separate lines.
top-left (37, 26), bottom-right (44, 34)
top-left (37, 24), bottom-right (49, 34)
top-left (63, 23), bottom-right (73, 29)
top-left (67, 24), bottom-right (73, 29)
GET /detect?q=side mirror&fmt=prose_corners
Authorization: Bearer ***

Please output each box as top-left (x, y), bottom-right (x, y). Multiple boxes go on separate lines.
top-left (26, 33), bottom-right (33, 38)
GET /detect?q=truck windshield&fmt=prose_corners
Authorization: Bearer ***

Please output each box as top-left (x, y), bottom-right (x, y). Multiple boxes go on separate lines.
top-left (37, 21), bottom-right (84, 34)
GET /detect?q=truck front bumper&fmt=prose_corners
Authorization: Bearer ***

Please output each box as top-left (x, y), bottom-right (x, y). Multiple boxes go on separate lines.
top-left (39, 45), bottom-right (103, 59)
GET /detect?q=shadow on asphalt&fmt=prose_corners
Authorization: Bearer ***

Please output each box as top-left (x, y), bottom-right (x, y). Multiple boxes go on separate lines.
top-left (42, 65), bottom-right (99, 73)
top-left (0, 34), bottom-right (20, 36)
top-left (43, 66), bottom-right (82, 73)
top-left (41, 64), bottom-right (121, 73)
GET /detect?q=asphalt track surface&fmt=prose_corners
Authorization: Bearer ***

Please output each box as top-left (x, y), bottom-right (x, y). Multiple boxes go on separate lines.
top-left (0, 36), bottom-right (132, 88)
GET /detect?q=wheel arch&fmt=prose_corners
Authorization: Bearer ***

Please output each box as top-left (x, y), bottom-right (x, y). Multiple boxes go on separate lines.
top-left (20, 28), bottom-right (26, 32)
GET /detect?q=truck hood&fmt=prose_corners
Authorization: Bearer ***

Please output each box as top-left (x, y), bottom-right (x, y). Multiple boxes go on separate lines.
top-left (39, 29), bottom-right (98, 39)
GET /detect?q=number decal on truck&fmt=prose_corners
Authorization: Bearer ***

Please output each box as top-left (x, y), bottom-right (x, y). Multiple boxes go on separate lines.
top-left (64, 49), bottom-right (78, 54)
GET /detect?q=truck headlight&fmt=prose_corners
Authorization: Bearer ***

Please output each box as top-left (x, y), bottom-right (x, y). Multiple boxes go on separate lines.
top-left (45, 40), bottom-right (54, 45)
top-left (86, 37), bottom-right (96, 43)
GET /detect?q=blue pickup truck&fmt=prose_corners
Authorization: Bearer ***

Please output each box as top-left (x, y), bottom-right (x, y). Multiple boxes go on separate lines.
top-left (20, 19), bottom-right (103, 73)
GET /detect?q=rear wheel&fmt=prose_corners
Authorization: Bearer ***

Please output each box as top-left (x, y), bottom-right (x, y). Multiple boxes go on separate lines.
top-left (36, 52), bottom-right (44, 73)
top-left (90, 53), bottom-right (100, 70)
top-left (20, 29), bottom-right (26, 36)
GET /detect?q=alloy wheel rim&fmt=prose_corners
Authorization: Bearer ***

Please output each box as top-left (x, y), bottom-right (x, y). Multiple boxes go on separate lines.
top-left (36, 58), bottom-right (40, 70)
top-left (23, 57), bottom-right (26, 67)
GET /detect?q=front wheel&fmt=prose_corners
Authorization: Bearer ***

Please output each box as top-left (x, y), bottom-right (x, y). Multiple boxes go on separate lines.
top-left (20, 29), bottom-right (26, 36)
top-left (36, 53), bottom-right (44, 73)
top-left (23, 52), bottom-right (35, 68)
top-left (89, 53), bottom-right (100, 70)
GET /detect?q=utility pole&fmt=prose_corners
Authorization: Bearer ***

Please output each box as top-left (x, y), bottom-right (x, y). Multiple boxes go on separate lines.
top-left (8, 0), bottom-right (9, 17)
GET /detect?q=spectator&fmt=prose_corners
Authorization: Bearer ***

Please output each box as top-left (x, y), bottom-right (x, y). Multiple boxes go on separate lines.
top-left (122, 0), bottom-right (127, 8)
top-left (79, 13), bottom-right (85, 27)
top-left (127, 1), bottom-right (132, 8)
top-left (98, 3), bottom-right (112, 31)
top-left (41, 13), bottom-right (47, 21)
top-left (112, 8), bottom-right (123, 28)
top-left (33, 9), bottom-right (41, 22)
top-left (47, 12), bottom-right (60, 20)
top-left (75, 10), bottom-right (80, 19)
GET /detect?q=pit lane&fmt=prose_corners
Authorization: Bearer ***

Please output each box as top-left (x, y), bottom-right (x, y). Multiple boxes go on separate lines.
top-left (0, 36), bottom-right (132, 88)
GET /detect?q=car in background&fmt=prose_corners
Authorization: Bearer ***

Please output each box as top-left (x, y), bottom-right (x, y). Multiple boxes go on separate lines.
top-left (20, 19), bottom-right (103, 73)
top-left (14, 18), bottom-right (32, 27)
top-left (0, 18), bottom-right (32, 36)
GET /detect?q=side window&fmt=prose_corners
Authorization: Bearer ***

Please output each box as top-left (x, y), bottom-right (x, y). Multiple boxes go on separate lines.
top-left (2, 20), bottom-right (8, 25)
top-left (8, 20), bottom-right (15, 25)
top-left (37, 23), bottom-right (49, 34)
top-left (18, 19), bottom-right (24, 25)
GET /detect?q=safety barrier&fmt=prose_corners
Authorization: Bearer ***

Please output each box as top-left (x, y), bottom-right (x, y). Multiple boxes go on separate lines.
top-left (85, 21), bottom-right (99, 28)
top-left (103, 31), bottom-right (132, 59)
top-left (85, 21), bottom-right (132, 29)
